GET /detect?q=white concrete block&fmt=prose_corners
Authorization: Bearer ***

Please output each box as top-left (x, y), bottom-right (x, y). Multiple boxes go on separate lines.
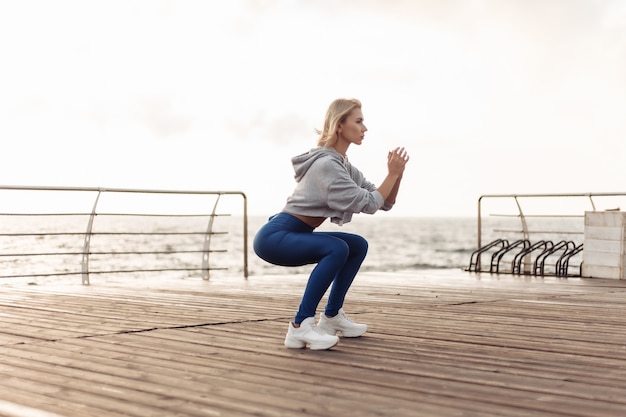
top-left (583, 211), bottom-right (626, 279)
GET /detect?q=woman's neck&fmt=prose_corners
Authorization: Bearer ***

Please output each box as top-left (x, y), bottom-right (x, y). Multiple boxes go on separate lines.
top-left (332, 140), bottom-right (350, 156)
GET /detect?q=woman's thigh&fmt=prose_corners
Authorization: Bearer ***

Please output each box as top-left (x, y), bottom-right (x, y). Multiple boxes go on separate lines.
top-left (255, 229), bottom-right (349, 267)
top-left (316, 231), bottom-right (368, 257)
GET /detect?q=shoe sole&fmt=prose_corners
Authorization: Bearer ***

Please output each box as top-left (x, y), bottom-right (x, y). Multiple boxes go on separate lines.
top-left (284, 340), bottom-right (306, 349)
top-left (339, 327), bottom-right (367, 338)
top-left (319, 324), bottom-right (367, 338)
top-left (284, 337), bottom-right (339, 350)
top-left (318, 318), bottom-right (368, 338)
top-left (309, 337), bottom-right (339, 350)
top-left (339, 330), bottom-right (367, 337)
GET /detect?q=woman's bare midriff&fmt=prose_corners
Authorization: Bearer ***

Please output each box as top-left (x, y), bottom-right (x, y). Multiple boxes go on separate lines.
top-left (286, 212), bottom-right (327, 228)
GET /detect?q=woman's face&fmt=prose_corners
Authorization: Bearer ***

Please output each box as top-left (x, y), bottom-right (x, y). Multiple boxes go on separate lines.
top-left (337, 109), bottom-right (367, 146)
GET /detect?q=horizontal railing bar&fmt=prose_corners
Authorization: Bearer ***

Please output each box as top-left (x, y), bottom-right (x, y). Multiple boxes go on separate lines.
top-left (479, 192), bottom-right (626, 198)
top-left (488, 214), bottom-right (584, 218)
top-left (89, 250), bottom-right (228, 255)
top-left (87, 267), bottom-right (229, 274)
top-left (0, 185), bottom-right (246, 195)
top-left (0, 272), bottom-right (89, 278)
top-left (0, 250), bottom-right (227, 257)
top-left (0, 213), bottom-right (231, 217)
top-left (493, 229), bottom-right (583, 235)
top-left (104, 213), bottom-right (231, 217)
top-left (0, 267), bottom-right (227, 279)
top-left (1, 232), bottom-right (227, 237)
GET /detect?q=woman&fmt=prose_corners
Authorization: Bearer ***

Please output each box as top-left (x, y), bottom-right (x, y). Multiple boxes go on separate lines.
top-left (253, 98), bottom-right (409, 350)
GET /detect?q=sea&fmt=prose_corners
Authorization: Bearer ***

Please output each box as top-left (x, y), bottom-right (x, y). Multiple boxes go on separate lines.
top-left (0, 214), bottom-right (584, 286)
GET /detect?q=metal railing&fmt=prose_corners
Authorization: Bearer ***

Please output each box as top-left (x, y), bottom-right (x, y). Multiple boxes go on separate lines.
top-left (0, 185), bottom-right (248, 284)
top-left (468, 192), bottom-right (626, 276)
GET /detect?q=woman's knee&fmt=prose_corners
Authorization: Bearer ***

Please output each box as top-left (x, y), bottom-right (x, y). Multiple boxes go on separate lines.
top-left (354, 234), bottom-right (368, 252)
top-left (345, 234), bottom-right (368, 257)
top-left (327, 238), bottom-right (350, 260)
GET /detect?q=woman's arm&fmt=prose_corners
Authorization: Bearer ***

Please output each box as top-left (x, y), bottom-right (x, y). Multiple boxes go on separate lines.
top-left (385, 175), bottom-right (403, 205)
top-left (376, 147), bottom-right (409, 202)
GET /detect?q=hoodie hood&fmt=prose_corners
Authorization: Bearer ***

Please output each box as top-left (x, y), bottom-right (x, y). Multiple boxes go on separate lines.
top-left (291, 147), bottom-right (345, 182)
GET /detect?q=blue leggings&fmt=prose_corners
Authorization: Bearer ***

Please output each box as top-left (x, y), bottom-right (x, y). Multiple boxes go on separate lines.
top-left (253, 212), bottom-right (368, 324)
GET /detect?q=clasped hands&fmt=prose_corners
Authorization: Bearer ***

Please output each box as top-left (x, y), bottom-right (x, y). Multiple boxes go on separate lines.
top-left (387, 147), bottom-right (409, 176)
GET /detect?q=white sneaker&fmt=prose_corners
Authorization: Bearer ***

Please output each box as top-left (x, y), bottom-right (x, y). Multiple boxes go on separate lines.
top-left (318, 308), bottom-right (368, 337)
top-left (284, 317), bottom-right (339, 350)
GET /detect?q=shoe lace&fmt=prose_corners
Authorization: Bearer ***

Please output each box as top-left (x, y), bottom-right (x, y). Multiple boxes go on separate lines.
top-left (337, 311), bottom-right (353, 324)
top-left (342, 314), bottom-right (354, 324)
top-left (311, 322), bottom-right (328, 336)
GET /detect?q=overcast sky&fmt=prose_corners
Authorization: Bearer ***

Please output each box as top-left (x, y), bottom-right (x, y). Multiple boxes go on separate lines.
top-left (1, 0), bottom-right (625, 217)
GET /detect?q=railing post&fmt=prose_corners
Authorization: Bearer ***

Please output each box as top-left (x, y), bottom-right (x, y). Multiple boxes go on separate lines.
top-left (513, 196), bottom-right (532, 273)
top-left (241, 192), bottom-right (248, 279)
top-left (588, 194), bottom-right (597, 211)
top-left (477, 196), bottom-right (483, 270)
top-left (201, 195), bottom-right (221, 280)
top-left (81, 189), bottom-right (102, 285)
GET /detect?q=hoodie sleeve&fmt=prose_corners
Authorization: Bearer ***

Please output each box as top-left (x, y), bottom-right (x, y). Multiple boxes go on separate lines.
top-left (347, 163), bottom-right (394, 211)
top-left (314, 157), bottom-right (386, 215)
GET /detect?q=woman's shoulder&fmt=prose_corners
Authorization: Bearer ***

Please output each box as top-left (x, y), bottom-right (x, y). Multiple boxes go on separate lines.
top-left (304, 148), bottom-right (345, 167)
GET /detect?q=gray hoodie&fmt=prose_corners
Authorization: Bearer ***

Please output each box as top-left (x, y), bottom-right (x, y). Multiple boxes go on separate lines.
top-left (282, 147), bottom-right (393, 225)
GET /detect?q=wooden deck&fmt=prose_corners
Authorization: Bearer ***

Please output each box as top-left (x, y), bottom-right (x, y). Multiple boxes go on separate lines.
top-left (2, 269), bottom-right (626, 417)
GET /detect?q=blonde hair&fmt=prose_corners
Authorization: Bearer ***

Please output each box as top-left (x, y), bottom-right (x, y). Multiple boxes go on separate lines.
top-left (316, 98), bottom-right (362, 147)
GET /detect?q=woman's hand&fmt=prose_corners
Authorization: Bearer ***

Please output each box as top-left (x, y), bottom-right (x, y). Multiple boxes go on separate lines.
top-left (387, 147), bottom-right (409, 177)
top-left (377, 147), bottom-right (409, 203)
